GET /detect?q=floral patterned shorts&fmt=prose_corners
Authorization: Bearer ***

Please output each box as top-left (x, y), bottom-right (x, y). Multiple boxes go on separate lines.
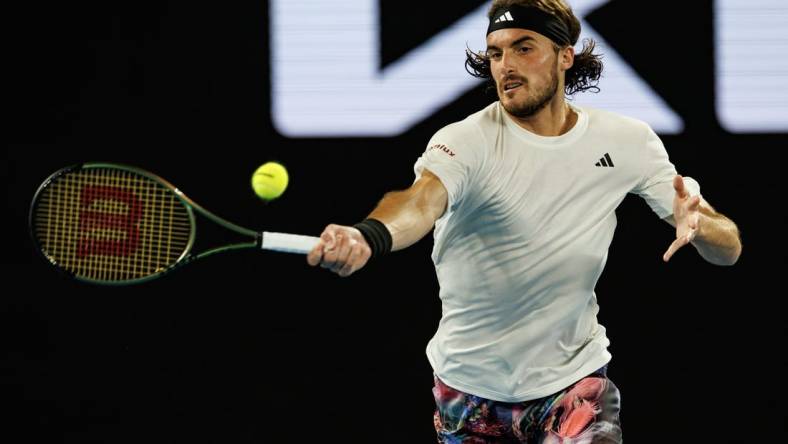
top-left (432, 366), bottom-right (622, 443)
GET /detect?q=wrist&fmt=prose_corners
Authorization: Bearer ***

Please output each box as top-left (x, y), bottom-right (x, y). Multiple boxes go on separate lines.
top-left (353, 218), bottom-right (392, 259)
top-left (691, 213), bottom-right (713, 245)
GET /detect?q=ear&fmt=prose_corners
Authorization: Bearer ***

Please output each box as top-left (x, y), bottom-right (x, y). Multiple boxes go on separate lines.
top-left (559, 45), bottom-right (575, 71)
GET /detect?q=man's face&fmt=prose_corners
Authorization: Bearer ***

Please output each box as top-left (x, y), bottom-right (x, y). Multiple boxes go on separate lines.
top-left (486, 28), bottom-right (566, 118)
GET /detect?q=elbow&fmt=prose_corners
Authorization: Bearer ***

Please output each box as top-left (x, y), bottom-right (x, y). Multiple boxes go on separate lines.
top-left (728, 230), bottom-right (743, 265)
top-left (695, 236), bottom-right (742, 266)
top-left (715, 254), bottom-right (739, 267)
top-left (706, 253), bottom-right (738, 267)
top-left (710, 223), bottom-right (743, 266)
top-left (727, 241), bottom-right (743, 266)
top-left (714, 239), bottom-right (742, 266)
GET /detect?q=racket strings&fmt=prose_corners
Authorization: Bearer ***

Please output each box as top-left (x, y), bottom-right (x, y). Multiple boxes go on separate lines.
top-left (33, 168), bottom-right (192, 282)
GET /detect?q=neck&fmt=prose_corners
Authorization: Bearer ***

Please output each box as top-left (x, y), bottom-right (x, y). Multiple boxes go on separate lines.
top-left (506, 95), bottom-right (577, 137)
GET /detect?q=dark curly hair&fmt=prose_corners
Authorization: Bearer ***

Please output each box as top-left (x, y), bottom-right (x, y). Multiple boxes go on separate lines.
top-left (466, 0), bottom-right (603, 96)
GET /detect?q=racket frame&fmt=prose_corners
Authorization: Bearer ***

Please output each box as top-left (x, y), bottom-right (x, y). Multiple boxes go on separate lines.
top-left (30, 162), bottom-right (265, 286)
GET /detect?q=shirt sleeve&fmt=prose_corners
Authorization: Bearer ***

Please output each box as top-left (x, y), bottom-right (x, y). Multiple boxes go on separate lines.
top-left (631, 126), bottom-right (702, 219)
top-left (413, 122), bottom-right (484, 212)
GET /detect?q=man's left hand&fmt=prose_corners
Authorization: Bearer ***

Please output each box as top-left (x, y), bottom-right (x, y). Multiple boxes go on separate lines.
top-left (663, 175), bottom-right (701, 262)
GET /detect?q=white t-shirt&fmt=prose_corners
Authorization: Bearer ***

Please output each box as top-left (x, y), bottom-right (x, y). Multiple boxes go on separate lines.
top-left (413, 102), bottom-right (700, 402)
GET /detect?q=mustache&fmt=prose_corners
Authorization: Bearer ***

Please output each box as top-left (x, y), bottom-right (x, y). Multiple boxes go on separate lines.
top-left (499, 75), bottom-right (527, 88)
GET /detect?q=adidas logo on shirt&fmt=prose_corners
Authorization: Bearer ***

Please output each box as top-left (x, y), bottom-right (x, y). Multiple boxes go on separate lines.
top-left (494, 11), bottom-right (514, 23)
top-left (595, 153), bottom-right (615, 167)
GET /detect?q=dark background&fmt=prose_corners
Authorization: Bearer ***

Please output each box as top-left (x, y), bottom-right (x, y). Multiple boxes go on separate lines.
top-left (4, 1), bottom-right (785, 442)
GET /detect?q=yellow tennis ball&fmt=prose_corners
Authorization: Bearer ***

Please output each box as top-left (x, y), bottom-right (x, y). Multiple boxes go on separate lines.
top-left (251, 162), bottom-right (289, 200)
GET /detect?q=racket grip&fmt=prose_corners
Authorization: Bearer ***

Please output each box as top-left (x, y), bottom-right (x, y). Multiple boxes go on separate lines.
top-left (261, 232), bottom-right (321, 254)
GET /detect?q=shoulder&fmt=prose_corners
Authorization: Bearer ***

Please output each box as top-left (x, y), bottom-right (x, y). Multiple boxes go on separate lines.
top-left (581, 106), bottom-right (653, 141)
top-left (429, 102), bottom-right (499, 149)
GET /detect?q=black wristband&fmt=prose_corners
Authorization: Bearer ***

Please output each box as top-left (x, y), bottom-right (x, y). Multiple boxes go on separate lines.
top-left (353, 218), bottom-right (392, 259)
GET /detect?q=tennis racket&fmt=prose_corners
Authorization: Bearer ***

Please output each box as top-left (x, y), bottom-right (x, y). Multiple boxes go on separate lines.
top-left (29, 162), bottom-right (320, 285)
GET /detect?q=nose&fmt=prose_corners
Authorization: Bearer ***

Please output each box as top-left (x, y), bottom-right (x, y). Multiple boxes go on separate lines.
top-left (498, 49), bottom-right (515, 74)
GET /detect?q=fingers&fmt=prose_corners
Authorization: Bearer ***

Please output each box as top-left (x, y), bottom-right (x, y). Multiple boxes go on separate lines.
top-left (688, 195), bottom-right (701, 211)
top-left (325, 233), bottom-right (351, 272)
top-left (306, 227), bottom-right (336, 266)
top-left (306, 224), bottom-right (370, 277)
top-left (338, 241), bottom-right (371, 277)
top-left (663, 238), bottom-right (682, 262)
top-left (673, 175), bottom-right (688, 199)
top-left (663, 232), bottom-right (694, 262)
top-left (337, 245), bottom-right (359, 277)
top-left (307, 239), bottom-right (325, 266)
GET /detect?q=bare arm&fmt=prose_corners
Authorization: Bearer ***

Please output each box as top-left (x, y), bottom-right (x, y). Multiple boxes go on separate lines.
top-left (307, 170), bottom-right (448, 276)
top-left (662, 176), bottom-right (742, 266)
top-left (366, 170), bottom-right (447, 251)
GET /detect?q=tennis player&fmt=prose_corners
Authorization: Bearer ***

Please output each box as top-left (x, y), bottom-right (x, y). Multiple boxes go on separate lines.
top-left (307, 1), bottom-right (742, 441)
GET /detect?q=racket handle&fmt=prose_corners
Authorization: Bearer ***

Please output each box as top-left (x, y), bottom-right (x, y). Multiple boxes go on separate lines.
top-left (261, 232), bottom-right (320, 254)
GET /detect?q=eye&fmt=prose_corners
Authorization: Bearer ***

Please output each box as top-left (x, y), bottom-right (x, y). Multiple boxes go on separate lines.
top-left (487, 51), bottom-right (502, 60)
top-left (517, 46), bottom-right (531, 54)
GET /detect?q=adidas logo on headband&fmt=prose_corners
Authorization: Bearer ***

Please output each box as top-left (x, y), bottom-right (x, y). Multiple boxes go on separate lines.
top-left (494, 11), bottom-right (514, 23)
top-left (486, 5), bottom-right (571, 45)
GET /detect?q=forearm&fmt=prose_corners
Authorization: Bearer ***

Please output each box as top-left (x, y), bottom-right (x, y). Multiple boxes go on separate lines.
top-left (308, 172), bottom-right (446, 276)
top-left (692, 212), bottom-right (742, 266)
top-left (367, 188), bottom-right (443, 251)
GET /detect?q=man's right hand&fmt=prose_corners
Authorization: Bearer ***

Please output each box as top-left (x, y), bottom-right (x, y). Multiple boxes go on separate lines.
top-left (306, 224), bottom-right (372, 277)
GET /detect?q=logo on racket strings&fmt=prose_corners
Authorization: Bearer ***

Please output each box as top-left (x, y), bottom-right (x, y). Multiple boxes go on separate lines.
top-left (78, 186), bottom-right (143, 258)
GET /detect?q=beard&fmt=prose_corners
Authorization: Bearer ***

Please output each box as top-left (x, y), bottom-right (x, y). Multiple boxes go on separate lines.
top-left (500, 67), bottom-right (559, 119)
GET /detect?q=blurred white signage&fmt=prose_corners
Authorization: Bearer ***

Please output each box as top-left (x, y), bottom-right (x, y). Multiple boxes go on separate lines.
top-left (715, 0), bottom-right (788, 133)
top-left (271, 0), bottom-right (787, 137)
